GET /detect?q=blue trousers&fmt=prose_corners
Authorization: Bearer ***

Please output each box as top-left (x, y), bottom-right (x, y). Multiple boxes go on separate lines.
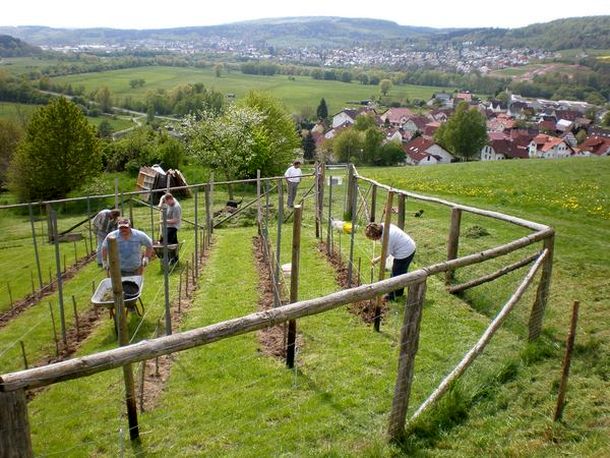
top-left (387, 251), bottom-right (416, 300)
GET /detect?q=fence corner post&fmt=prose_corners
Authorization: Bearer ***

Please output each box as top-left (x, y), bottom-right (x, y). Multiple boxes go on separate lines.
top-left (286, 205), bottom-right (302, 369)
top-left (0, 389), bottom-right (33, 457)
top-left (445, 207), bottom-right (462, 285)
top-left (528, 234), bottom-right (554, 341)
top-left (388, 276), bottom-right (427, 441)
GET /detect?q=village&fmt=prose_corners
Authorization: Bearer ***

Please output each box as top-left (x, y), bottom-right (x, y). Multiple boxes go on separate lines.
top-left (311, 92), bottom-right (610, 165)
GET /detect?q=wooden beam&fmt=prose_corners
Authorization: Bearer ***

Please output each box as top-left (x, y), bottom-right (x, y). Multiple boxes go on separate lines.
top-left (448, 252), bottom-right (541, 294)
top-left (0, 390), bottom-right (33, 457)
top-left (374, 191), bottom-right (394, 332)
top-left (410, 249), bottom-right (548, 423)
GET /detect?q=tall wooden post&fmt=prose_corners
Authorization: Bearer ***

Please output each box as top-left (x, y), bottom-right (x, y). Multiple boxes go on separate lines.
top-left (86, 196), bottom-right (94, 255)
top-left (326, 175), bottom-right (333, 253)
top-left (194, 188), bottom-right (199, 277)
top-left (345, 164), bottom-right (355, 220)
top-left (286, 205), bottom-right (302, 369)
top-left (50, 209), bottom-right (67, 345)
top-left (107, 238), bottom-right (139, 440)
top-left (256, 169), bottom-right (262, 235)
top-left (445, 207), bottom-right (462, 285)
top-left (205, 183), bottom-right (213, 248)
top-left (161, 207), bottom-right (171, 336)
top-left (374, 191), bottom-right (394, 332)
top-left (317, 163), bottom-right (325, 240)
top-left (28, 203), bottom-right (43, 291)
top-left (114, 177), bottom-right (120, 209)
top-left (528, 234), bottom-right (554, 340)
top-left (275, 178), bottom-right (284, 308)
top-left (370, 184), bottom-right (377, 222)
top-left (397, 194), bottom-right (406, 230)
top-left (0, 390), bottom-right (33, 457)
top-left (347, 176), bottom-right (358, 287)
top-left (388, 277), bottom-right (427, 440)
top-left (129, 199), bottom-right (134, 229)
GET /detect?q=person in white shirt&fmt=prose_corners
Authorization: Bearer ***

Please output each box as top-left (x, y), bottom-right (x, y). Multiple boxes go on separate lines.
top-left (365, 222), bottom-right (416, 302)
top-left (284, 160), bottom-right (302, 208)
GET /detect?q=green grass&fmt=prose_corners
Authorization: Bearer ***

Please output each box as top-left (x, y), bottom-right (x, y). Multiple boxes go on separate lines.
top-left (49, 66), bottom-right (448, 113)
top-left (1, 158), bottom-right (608, 455)
top-left (0, 56), bottom-right (63, 75)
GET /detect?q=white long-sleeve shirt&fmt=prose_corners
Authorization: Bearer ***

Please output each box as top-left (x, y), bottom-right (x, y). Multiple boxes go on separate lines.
top-left (382, 223), bottom-right (416, 259)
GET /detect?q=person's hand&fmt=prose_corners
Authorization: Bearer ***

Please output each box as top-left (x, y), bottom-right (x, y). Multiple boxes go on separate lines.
top-left (102, 260), bottom-right (109, 270)
top-left (142, 256), bottom-right (150, 267)
top-left (371, 256), bottom-right (380, 266)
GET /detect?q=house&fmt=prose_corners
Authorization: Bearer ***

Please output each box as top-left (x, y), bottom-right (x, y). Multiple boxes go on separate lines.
top-left (556, 119), bottom-right (574, 133)
top-left (402, 116), bottom-right (429, 135)
top-left (528, 134), bottom-right (574, 159)
top-left (428, 92), bottom-right (453, 109)
top-left (487, 113), bottom-right (515, 132)
top-left (331, 107), bottom-right (376, 129)
top-left (423, 121), bottom-right (441, 137)
top-left (481, 139), bottom-right (510, 161)
top-left (385, 128), bottom-right (404, 144)
top-left (380, 108), bottom-right (415, 127)
top-left (403, 137), bottom-right (453, 165)
top-left (580, 136), bottom-right (610, 156)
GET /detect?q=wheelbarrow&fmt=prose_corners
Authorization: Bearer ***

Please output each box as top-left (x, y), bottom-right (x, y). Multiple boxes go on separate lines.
top-left (91, 275), bottom-right (145, 318)
top-left (153, 243), bottom-right (179, 268)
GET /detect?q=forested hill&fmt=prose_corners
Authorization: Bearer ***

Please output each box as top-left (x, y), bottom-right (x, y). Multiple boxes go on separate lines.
top-left (0, 16), bottom-right (608, 50)
top-left (449, 16), bottom-right (610, 51)
top-left (0, 35), bottom-right (42, 57)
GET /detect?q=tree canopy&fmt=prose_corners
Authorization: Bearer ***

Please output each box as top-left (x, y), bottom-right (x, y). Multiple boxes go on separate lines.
top-left (434, 101), bottom-right (488, 161)
top-left (181, 91), bottom-right (300, 196)
top-left (9, 97), bottom-right (101, 200)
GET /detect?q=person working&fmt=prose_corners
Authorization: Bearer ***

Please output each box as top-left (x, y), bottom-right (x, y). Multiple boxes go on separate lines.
top-left (284, 160), bottom-right (303, 208)
top-left (365, 222), bottom-right (416, 302)
top-left (158, 193), bottom-right (182, 264)
top-left (92, 209), bottom-right (121, 267)
top-left (102, 218), bottom-right (154, 276)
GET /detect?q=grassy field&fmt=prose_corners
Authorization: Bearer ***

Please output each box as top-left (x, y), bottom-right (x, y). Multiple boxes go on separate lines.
top-left (48, 65), bottom-right (448, 113)
top-left (0, 158), bottom-right (608, 455)
top-left (0, 101), bottom-right (135, 132)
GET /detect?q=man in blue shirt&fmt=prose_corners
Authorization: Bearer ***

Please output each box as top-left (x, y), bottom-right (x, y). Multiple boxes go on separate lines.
top-left (102, 218), bottom-right (154, 276)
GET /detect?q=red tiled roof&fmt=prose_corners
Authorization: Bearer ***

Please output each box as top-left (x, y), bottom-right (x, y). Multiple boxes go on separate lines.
top-left (580, 136), bottom-right (610, 156)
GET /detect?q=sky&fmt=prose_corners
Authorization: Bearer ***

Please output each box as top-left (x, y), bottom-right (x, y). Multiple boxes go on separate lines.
top-left (1, 0), bottom-right (608, 30)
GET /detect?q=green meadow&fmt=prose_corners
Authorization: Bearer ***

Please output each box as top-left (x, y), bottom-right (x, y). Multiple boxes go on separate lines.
top-left (49, 65), bottom-right (447, 113)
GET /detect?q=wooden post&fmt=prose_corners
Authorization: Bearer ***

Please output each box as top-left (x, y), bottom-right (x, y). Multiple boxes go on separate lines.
top-left (256, 169), bottom-right (262, 235)
top-left (71, 295), bottom-right (80, 339)
top-left (30, 272), bottom-right (36, 297)
top-left (286, 205), bottom-right (302, 369)
top-left (114, 177), bottom-right (119, 209)
top-left (388, 277), bottom-right (427, 440)
top-left (205, 183), bottom-right (213, 247)
top-left (87, 196), bottom-right (94, 255)
top-left (445, 207), bottom-right (462, 285)
top-left (554, 300), bottom-right (579, 422)
top-left (73, 240), bottom-right (78, 265)
top-left (19, 341), bottom-right (28, 370)
top-left (161, 207), bottom-right (171, 336)
top-left (28, 203), bottom-right (44, 291)
top-left (48, 302), bottom-right (59, 357)
top-left (317, 163), bottom-right (325, 240)
top-left (129, 199), bottom-right (134, 229)
top-left (139, 361), bottom-right (146, 413)
top-left (528, 234), bottom-right (554, 341)
top-left (107, 237), bottom-right (139, 440)
top-left (46, 203), bottom-right (53, 243)
top-left (192, 253), bottom-right (196, 285)
top-left (345, 164), bottom-right (355, 220)
top-left (0, 390), bottom-right (33, 457)
top-left (370, 184), bottom-right (377, 222)
top-left (374, 191), bottom-right (394, 332)
top-left (397, 194), bottom-right (406, 230)
top-left (185, 260), bottom-right (190, 298)
top-left (347, 176), bottom-right (358, 287)
top-left (314, 162), bottom-right (320, 238)
top-left (275, 178), bottom-right (284, 308)
top-left (51, 210), bottom-right (67, 346)
top-left (194, 188), bottom-right (199, 279)
top-left (326, 175), bottom-right (333, 253)
top-left (178, 271), bottom-right (182, 314)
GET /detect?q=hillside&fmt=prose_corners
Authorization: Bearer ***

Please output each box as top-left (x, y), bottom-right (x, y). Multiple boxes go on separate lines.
top-left (0, 16), bottom-right (608, 50)
top-left (0, 34), bottom-right (42, 57)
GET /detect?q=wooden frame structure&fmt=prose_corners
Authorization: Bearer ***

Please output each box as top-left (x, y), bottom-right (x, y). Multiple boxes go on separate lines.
top-left (0, 165), bottom-right (554, 455)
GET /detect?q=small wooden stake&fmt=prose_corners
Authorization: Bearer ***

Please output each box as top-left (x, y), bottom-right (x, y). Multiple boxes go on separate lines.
top-left (185, 261), bottom-right (190, 297)
top-left (554, 300), bottom-right (580, 422)
top-left (178, 272), bottom-right (182, 314)
top-left (31, 272), bottom-right (36, 297)
top-left (19, 340), bottom-right (28, 370)
top-left (139, 361), bottom-right (146, 413)
top-left (71, 295), bottom-right (80, 339)
top-left (73, 240), bottom-right (78, 264)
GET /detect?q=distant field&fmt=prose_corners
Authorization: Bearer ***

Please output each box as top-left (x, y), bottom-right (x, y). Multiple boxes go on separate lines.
top-left (0, 101), bottom-right (134, 132)
top-left (0, 56), bottom-right (62, 75)
top-left (491, 62), bottom-right (594, 82)
top-left (49, 66), bottom-right (450, 113)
